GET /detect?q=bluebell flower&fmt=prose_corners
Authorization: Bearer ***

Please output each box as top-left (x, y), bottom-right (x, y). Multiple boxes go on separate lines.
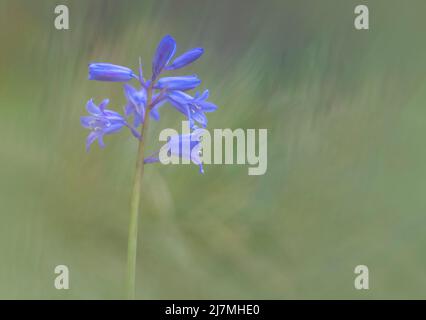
top-left (89, 63), bottom-right (136, 82)
top-left (154, 75), bottom-right (201, 91)
top-left (123, 84), bottom-right (147, 128)
top-left (124, 85), bottom-right (168, 125)
top-left (166, 90), bottom-right (217, 128)
top-left (165, 48), bottom-right (204, 70)
top-left (81, 99), bottom-right (128, 151)
top-left (144, 131), bottom-right (204, 173)
top-left (152, 35), bottom-right (176, 80)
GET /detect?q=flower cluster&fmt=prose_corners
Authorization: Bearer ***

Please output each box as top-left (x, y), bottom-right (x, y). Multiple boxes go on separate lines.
top-left (81, 35), bottom-right (217, 173)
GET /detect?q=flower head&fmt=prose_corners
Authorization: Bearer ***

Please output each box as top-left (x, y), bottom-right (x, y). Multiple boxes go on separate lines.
top-left (89, 63), bottom-right (135, 82)
top-left (83, 35), bottom-right (217, 174)
top-left (80, 99), bottom-right (127, 151)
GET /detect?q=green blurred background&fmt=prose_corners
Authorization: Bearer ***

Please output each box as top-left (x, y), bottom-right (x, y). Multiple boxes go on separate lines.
top-left (1, 0), bottom-right (426, 299)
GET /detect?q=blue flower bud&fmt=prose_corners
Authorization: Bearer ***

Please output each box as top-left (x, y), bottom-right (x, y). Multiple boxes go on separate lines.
top-left (152, 35), bottom-right (176, 80)
top-left (89, 63), bottom-right (135, 82)
top-left (155, 75), bottom-right (201, 91)
top-left (165, 48), bottom-right (204, 70)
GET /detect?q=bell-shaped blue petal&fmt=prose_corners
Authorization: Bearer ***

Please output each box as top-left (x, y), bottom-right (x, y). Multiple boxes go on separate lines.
top-left (196, 89), bottom-right (209, 101)
top-left (166, 91), bottom-right (191, 118)
top-left (98, 99), bottom-right (111, 112)
top-left (152, 35), bottom-right (176, 80)
top-left (166, 90), bottom-right (192, 105)
top-left (89, 63), bottom-right (135, 82)
top-left (192, 112), bottom-right (208, 128)
top-left (150, 94), bottom-right (168, 121)
top-left (169, 132), bottom-right (204, 173)
top-left (165, 48), bottom-right (204, 70)
top-left (86, 131), bottom-right (100, 152)
top-left (198, 101), bottom-right (217, 112)
top-left (155, 75), bottom-right (201, 91)
top-left (81, 99), bottom-right (130, 151)
top-left (144, 132), bottom-right (204, 173)
top-left (123, 84), bottom-right (147, 127)
top-left (103, 122), bottom-right (125, 135)
top-left (164, 90), bottom-right (216, 128)
top-left (86, 99), bottom-right (102, 115)
top-left (80, 116), bottom-right (93, 129)
top-left (124, 84), bottom-right (147, 108)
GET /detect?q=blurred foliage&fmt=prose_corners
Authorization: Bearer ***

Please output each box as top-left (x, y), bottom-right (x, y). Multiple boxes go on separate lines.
top-left (1, 0), bottom-right (426, 299)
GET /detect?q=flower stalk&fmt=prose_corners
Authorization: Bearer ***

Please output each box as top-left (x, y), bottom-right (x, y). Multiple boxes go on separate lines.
top-left (126, 86), bottom-right (152, 299)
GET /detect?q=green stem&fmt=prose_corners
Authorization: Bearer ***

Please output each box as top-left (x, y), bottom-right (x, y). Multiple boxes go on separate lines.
top-left (126, 87), bottom-right (152, 299)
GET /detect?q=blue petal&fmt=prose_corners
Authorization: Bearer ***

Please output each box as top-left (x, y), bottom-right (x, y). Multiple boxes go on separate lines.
top-left (98, 135), bottom-right (105, 148)
top-left (155, 75), bottom-right (201, 91)
top-left (103, 110), bottom-right (125, 122)
top-left (190, 140), bottom-right (204, 174)
top-left (88, 63), bottom-right (135, 82)
top-left (133, 111), bottom-right (143, 128)
top-left (168, 134), bottom-right (190, 158)
top-left (192, 111), bottom-right (208, 127)
top-left (128, 125), bottom-right (141, 140)
top-left (198, 164), bottom-right (204, 174)
top-left (190, 143), bottom-right (203, 165)
top-left (125, 84), bottom-right (147, 106)
top-left (124, 103), bottom-right (133, 117)
top-left (80, 116), bottom-right (94, 129)
top-left (152, 35), bottom-right (176, 80)
top-left (150, 108), bottom-right (160, 121)
top-left (103, 123), bottom-right (124, 135)
top-left (138, 57), bottom-right (144, 84)
top-left (167, 90), bottom-right (193, 104)
top-left (149, 94), bottom-right (167, 121)
top-left (197, 89), bottom-right (209, 101)
top-left (98, 99), bottom-right (110, 112)
top-left (167, 94), bottom-right (191, 117)
top-left (86, 131), bottom-right (99, 152)
top-left (144, 156), bottom-right (160, 164)
top-left (86, 99), bottom-right (101, 115)
top-left (124, 84), bottom-right (137, 103)
top-left (165, 48), bottom-right (204, 70)
top-left (199, 101), bottom-right (217, 112)
top-left (166, 133), bottom-right (204, 172)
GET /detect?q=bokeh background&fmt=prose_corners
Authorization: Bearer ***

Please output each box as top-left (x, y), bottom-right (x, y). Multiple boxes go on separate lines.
top-left (1, 0), bottom-right (426, 299)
